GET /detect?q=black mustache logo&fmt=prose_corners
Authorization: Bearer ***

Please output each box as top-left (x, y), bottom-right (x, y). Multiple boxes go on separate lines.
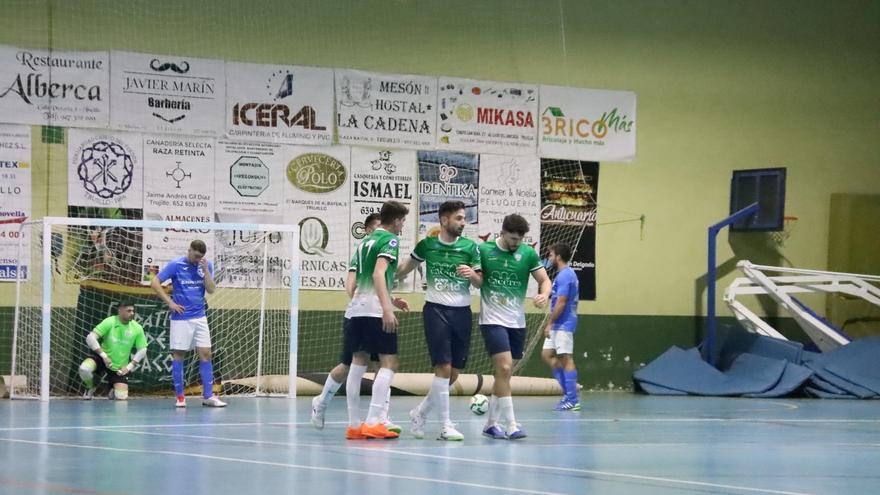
top-left (149, 59), bottom-right (190, 74)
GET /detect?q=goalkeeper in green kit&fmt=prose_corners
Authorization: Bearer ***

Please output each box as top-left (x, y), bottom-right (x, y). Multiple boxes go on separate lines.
top-left (78, 299), bottom-right (147, 400)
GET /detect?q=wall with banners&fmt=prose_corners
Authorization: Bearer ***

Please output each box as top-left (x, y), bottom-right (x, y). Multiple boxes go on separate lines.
top-left (0, 0), bottom-right (878, 381)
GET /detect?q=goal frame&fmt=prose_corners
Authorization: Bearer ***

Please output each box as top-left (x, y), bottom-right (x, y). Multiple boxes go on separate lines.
top-left (12, 216), bottom-right (301, 401)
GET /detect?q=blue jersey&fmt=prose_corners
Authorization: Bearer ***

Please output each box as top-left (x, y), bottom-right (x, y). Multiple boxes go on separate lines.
top-left (550, 266), bottom-right (579, 332)
top-left (156, 256), bottom-right (213, 321)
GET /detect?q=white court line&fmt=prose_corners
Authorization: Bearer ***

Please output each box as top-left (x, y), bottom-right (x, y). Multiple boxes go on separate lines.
top-left (2, 416), bottom-right (879, 432)
top-left (88, 429), bottom-right (880, 451)
top-left (0, 437), bottom-right (564, 495)
top-left (85, 427), bottom-right (819, 495)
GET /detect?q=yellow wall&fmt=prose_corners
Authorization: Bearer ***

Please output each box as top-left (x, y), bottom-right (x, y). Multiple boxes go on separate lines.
top-left (1, 0), bottom-right (877, 315)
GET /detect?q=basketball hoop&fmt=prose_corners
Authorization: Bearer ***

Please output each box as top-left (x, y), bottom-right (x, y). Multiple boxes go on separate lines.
top-left (769, 216), bottom-right (798, 245)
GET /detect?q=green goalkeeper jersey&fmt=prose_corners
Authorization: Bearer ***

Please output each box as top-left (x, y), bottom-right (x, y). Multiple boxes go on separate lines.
top-left (346, 228), bottom-right (400, 318)
top-left (478, 239), bottom-right (542, 328)
top-left (412, 236), bottom-right (481, 307)
top-left (93, 315), bottom-right (147, 371)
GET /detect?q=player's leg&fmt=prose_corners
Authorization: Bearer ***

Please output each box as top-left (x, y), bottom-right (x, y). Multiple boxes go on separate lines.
top-left (479, 325), bottom-right (512, 439)
top-left (437, 305), bottom-right (472, 441)
top-left (312, 318), bottom-right (355, 430)
top-left (500, 326), bottom-right (528, 439)
top-left (410, 302), bottom-right (446, 437)
top-left (169, 319), bottom-right (195, 407)
top-left (107, 372), bottom-right (129, 401)
top-left (362, 318), bottom-right (399, 439)
top-left (78, 353), bottom-right (105, 399)
top-left (555, 331), bottom-right (579, 410)
top-left (345, 352), bottom-right (369, 438)
top-left (344, 317), bottom-right (372, 439)
top-left (193, 317), bottom-right (225, 407)
top-left (542, 336), bottom-right (567, 403)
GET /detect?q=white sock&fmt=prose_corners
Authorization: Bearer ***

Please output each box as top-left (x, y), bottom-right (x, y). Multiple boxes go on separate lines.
top-left (432, 376), bottom-right (451, 424)
top-left (416, 386), bottom-right (435, 418)
top-left (381, 385), bottom-right (391, 423)
top-left (319, 375), bottom-right (342, 406)
top-left (365, 368), bottom-right (394, 426)
top-left (487, 394), bottom-right (500, 426)
top-left (346, 364), bottom-right (367, 427)
top-left (497, 396), bottom-right (516, 430)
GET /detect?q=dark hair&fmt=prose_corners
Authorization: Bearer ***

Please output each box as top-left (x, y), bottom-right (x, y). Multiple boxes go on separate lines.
top-left (190, 239), bottom-right (207, 255)
top-left (501, 214), bottom-right (530, 236)
top-left (117, 299), bottom-right (135, 310)
top-left (438, 200), bottom-right (466, 220)
top-left (550, 242), bottom-right (573, 263)
top-left (364, 212), bottom-right (381, 226)
top-left (380, 200), bottom-right (409, 224)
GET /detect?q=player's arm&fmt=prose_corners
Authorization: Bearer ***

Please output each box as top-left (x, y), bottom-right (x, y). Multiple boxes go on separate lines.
top-left (545, 294), bottom-right (568, 335)
top-left (85, 325), bottom-right (111, 367)
top-left (201, 258), bottom-right (216, 294)
top-left (531, 267), bottom-right (551, 308)
top-left (118, 330), bottom-right (148, 376)
top-left (151, 265), bottom-right (184, 314)
top-left (456, 265), bottom-right (482, 288)
top-left (395, 255), bottom-right (421, 280)
top-left (374, 257), bottom-right (398, 332)
top-left (345, 270), bottom-right (357, 298)
top-left (117, 347), bottom-right (146, 376)
top-left (457, 244), bottom-right (483, 288)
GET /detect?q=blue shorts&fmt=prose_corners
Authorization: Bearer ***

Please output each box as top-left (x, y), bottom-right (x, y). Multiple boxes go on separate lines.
top-left (339, 318), bottom-right (379, 365)
top-left (423, 302), bottom-right (472, 369)
top-left (349, 317), bottom-right (398, 356)
top-left (480, 324), bottom-right (527, 360)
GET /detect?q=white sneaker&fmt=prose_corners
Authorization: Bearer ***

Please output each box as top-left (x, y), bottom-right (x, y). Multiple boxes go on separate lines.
top-left (83, 388), bottom-right (96, 400)
top-left (409, 407), bottom-right (426, 439)
top-left (311, 396), bottom-right (326, 430)
top-left (202, 395), bottom-right (227, 407)
top-left (175, 396), bottom-right (186, 408)
top-left (438, 422), bottom-right (464, 441)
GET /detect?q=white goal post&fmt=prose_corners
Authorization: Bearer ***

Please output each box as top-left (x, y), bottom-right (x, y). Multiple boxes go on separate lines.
top-left (12, 217), bottom-right (300, 401)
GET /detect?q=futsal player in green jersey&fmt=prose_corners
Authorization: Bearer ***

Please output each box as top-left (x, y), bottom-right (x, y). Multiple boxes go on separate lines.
top-left (479, 214), bottom-right (551, 440)
top-left (311, 214), bottom-right (409, 436)
top-left (345, 200), bottom-right (409, 439)
top-left (78, 300), bottom-right (148, 401)
top-left (396, 200), bottom-right (482, 441)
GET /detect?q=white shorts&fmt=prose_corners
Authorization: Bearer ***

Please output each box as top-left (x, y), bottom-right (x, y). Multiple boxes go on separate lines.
top-left (170, 317), bottom-right (212, 351)
top-left (542, 330), bottom-right (574, 355)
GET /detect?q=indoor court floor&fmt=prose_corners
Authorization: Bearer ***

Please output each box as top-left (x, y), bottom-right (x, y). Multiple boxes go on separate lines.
top-left (0, 394), bottom-right (877, 494)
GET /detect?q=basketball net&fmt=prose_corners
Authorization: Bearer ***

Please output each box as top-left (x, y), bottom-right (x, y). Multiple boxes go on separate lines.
top-left (769, 216), bottom-right (798, 245)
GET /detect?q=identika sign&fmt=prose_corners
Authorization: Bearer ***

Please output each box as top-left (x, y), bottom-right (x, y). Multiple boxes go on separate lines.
top-left (229, 156), bottom-right (269, 197)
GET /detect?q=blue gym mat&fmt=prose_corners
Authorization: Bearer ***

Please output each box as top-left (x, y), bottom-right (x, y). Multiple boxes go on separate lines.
top-left (634, 327), bottom-right (880, 399)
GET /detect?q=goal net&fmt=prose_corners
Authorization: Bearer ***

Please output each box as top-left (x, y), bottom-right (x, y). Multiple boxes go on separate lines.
top-left (10, 217), bottom-right (299, 400)
top-left (10, 216), bottom-right (553, 400)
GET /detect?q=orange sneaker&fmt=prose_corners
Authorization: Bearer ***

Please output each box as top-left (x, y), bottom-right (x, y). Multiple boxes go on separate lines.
top-left (360, 422), bottom-right (399, 439)
top-left (346, 425), bottom-right (366, 440)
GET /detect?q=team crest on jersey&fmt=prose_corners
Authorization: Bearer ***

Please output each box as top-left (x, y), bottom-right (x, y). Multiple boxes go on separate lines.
top-left (514, 253), bottom-right (522, 261)
top-left (389, 239), bottom-right (398, 248)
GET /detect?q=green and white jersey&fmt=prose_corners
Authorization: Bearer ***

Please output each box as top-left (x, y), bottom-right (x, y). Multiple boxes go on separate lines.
top-left (478, 239), bottom-right (542, 328)
top-left (93, 316), bottom-right (147, 371)
top-left (345, 228), bottom-right (400, 318)
top-left (412, 236), bottom-right (481, 307)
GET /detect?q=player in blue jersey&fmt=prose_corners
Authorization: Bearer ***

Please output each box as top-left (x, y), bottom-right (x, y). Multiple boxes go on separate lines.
top-left (150, 239), bottom-right (226, 408)
top-left (540, 242), bottom-right (581, 410)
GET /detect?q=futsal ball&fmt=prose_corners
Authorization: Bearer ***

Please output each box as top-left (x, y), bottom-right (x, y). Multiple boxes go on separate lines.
top-left (470, 394), bottom-right (489, 415)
